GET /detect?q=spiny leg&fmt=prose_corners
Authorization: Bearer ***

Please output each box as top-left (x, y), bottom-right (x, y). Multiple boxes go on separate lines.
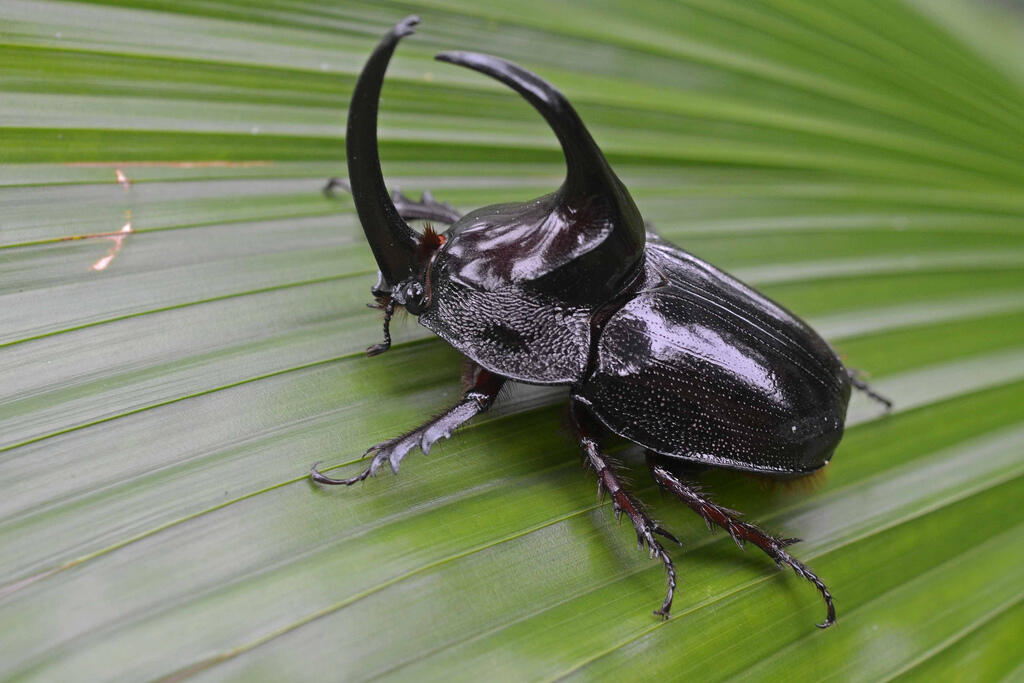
top-left (847, 367), bottom-right (893, 410)
top-left (322, 176), bottom-right (351, 197)
top-left (647, 458), bottom-right (836, 628)
top-left (571, 403), bottom-right (680, 619)
top-left (323, 177), bottom-right (463, 225)
top-left (311, 363), bottom-right (504, 486)
top-left (390, 188), bottom-right (463, 224)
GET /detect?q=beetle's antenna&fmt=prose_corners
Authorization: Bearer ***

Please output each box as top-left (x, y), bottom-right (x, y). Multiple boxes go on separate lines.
top-left (366, 298), bottom-right (396, 357)
top-left (346, 16), bottom-right (423, 291)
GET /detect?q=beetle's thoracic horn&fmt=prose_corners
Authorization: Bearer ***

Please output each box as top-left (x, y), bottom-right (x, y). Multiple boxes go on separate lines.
top-left (434, 50), bottom-right (646, 293)
top-left (435, 52), bottom-right (614, 196)
top-left (347, 16), bottom-right (422, 290)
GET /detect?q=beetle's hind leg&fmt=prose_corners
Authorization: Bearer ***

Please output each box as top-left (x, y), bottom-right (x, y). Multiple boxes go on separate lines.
top-left (847, 368), bottom-right (892, 410)
top-left (571, 403), bottom-right (681, 619)
top-left (647, 457), bottom-right (836, 628)
top-left (323, 177), bottom-right (463, 225)
top-left (311, 363), bottom-right (504, 485)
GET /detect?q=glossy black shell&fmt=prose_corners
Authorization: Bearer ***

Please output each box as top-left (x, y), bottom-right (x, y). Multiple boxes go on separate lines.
top-left (576, 236), bottom-right (851, 475)
top-left (350, 17), bottom-right (853, 477)
top-left (421, 222), bottom-right (851, 475)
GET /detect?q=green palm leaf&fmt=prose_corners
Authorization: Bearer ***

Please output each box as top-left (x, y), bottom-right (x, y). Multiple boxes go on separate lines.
top-left (2, 1), bottom-right (1023, 680)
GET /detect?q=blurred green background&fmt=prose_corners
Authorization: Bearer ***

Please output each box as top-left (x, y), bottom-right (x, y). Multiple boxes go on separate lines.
top-left (2, 1), bottom-right (1024, 680)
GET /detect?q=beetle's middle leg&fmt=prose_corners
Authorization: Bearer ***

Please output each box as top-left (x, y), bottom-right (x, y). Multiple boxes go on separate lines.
top-left (647, 457), bottom-right (836, 628)
top-left (570, 403), bottom-right (681, 619)
top-left (311, 362), bottom-right (504, 485)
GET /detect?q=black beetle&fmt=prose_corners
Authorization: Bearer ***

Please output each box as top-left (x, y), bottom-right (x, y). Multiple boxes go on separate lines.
top-left (312, 16), bottom-right (892, 628)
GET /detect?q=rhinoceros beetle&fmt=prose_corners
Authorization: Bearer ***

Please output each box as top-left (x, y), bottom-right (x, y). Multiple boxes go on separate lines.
top-left (312, 16), bottom-right (892, 628)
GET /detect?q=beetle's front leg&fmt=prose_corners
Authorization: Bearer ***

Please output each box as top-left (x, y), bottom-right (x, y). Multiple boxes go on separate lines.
top-left (647, 458), bottom-right (836, 628)
top-left (571, 403), bottom-right (680, 619)
top-left (310, 363), bottom-right (504, 485)
top-left (389, 188), bottom-right (463, 224)
top-left (323, 177), bottom-right (463, 225)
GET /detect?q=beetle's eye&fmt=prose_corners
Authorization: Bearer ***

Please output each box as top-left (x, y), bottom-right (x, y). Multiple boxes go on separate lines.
top-left (403, 281), bottom-right (425, 314)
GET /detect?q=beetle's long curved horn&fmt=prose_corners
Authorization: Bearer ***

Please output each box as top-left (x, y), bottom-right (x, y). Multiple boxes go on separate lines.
top-left (434, 51), bottom-right (645, 279)
top-left (347, 16), bottom-right (422, 290)
top-left (435, 51), bottom-right (617, 197)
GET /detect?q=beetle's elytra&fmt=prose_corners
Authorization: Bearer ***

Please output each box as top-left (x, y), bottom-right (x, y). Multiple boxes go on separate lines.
top-left (312, 16), bottom-right (892, 628)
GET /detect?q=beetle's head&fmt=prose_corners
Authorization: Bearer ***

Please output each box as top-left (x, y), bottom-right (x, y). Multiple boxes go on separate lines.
top-left (364, 222), bottom-right (445, 316)
top-left (347, 17), bottom-right (646, 314)
top-left (345, 15), bottom-right (436, 315)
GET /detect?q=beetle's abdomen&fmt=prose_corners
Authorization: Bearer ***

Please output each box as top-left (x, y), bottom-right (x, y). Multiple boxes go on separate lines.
top-left (579, 243), bottom-right (851, 475)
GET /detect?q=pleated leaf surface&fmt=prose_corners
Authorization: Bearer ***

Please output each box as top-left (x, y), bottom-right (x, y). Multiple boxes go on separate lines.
top-left (2, 1), bottom-right (1024, 681)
